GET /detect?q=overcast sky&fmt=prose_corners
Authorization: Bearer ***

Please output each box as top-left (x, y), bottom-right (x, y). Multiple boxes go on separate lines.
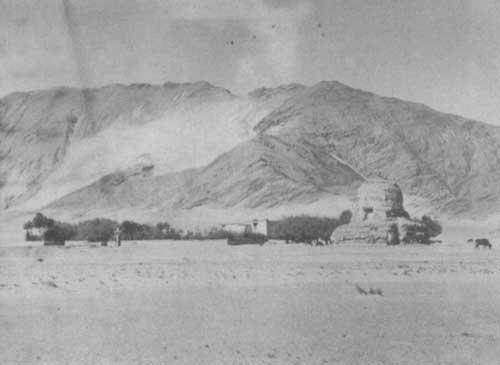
top-left (1, 0), bottom-right (500, 124)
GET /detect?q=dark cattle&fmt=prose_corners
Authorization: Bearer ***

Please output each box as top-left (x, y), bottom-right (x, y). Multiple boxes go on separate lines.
top-left (474, 238), bottom-right (492, 249)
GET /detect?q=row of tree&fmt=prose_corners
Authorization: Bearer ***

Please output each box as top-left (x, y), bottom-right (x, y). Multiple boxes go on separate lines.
top-left (268, 210), bottom-right (352, 243)
top-left (23, 210), bottom-right (442, 245)
top-left (23, 211), bottom-right (355, 244)
top-left (24, 214), bottom-right (184, 243)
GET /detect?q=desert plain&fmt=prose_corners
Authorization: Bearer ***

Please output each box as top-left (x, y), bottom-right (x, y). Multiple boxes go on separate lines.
top-left (1, 225), bottom-right (500, 365)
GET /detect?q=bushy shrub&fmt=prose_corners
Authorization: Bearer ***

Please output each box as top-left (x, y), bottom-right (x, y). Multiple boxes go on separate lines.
top-left (54, 222), bottom-right (77, 241)
top-left (421, 215), bottom-right (442, 239)
top-left (75, 218), bottom-right (118, 243)
top-left (43, 226), bottom-right (68, 244)
top-left (181, 230), bottom-right (201, 240)
top-left (32, 213), bottom-right (54, 228)
top-left (268, 211), bottom-right (352, 244)
top-left (269, 216), bottom-right (336, 243)
top-left (339, 210), bottom-right (353, 225)
top-left (206, 227), bottom-right (232, 240)
top-left (118, 220), bottom-right (183, 240)
top-left (180, 227), bottom-right (230, 240)
top-left (400, 216), bottom-right (442, 244)
top-left (24, 213), bottom-right (57, 241)
top-left (121, 220), bottom-right (152, 240)
top-left (23, 221), bottom-right (34, 230)
top-left (155, 222), bottom-right (182, 240)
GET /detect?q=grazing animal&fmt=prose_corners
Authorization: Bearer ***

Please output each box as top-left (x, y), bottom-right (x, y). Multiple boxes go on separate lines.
top-left (466, 239), bottom-right (474, 244)
top-left (474, 238), bottom-right (492, 249)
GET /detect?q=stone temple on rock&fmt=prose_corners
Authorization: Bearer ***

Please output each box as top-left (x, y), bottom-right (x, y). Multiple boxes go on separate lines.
top-left (331, 179), bottom-right (426, 245)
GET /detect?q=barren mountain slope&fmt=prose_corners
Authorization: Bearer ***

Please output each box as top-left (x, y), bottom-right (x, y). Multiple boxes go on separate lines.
top-left (0, 82), bottom-right (304, 210)
top-left (255, 81), bottom-right (500, 215)
top-left (5, 80), bottom-right (500, 222)
top-left (46, 134), bottom-right (363, 218)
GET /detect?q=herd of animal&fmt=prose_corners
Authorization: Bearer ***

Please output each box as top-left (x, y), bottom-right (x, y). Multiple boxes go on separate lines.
top-left (467, 238), bottom-right (493, 249)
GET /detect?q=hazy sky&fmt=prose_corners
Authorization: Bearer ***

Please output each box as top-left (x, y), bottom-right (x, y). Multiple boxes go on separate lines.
top-left (2, 0), bottom-right (500, 124)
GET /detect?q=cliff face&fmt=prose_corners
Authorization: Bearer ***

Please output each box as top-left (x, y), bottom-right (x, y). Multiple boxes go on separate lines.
top-left (3, 80), bottom-right (500, 221)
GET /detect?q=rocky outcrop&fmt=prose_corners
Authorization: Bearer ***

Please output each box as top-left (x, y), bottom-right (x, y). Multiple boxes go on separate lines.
top-left (332, 180), bottom-right (427, 245)
top-left (331, 222), bottom-right (396, 245)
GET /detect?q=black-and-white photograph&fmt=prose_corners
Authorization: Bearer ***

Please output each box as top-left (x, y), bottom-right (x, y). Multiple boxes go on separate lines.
top-left (1, 1), bottom-right (500, 364)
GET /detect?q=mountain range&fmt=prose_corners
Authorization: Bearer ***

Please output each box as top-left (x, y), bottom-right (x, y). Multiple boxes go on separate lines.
top-left (2, 80), bottom-right (500, 228)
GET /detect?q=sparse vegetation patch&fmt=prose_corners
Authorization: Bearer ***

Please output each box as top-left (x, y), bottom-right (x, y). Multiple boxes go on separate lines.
top-left (268, 210), bottom-right (352, 244)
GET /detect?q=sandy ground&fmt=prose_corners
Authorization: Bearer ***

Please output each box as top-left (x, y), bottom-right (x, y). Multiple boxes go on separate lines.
top-left (1, 238), bottom-right (500, 365)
